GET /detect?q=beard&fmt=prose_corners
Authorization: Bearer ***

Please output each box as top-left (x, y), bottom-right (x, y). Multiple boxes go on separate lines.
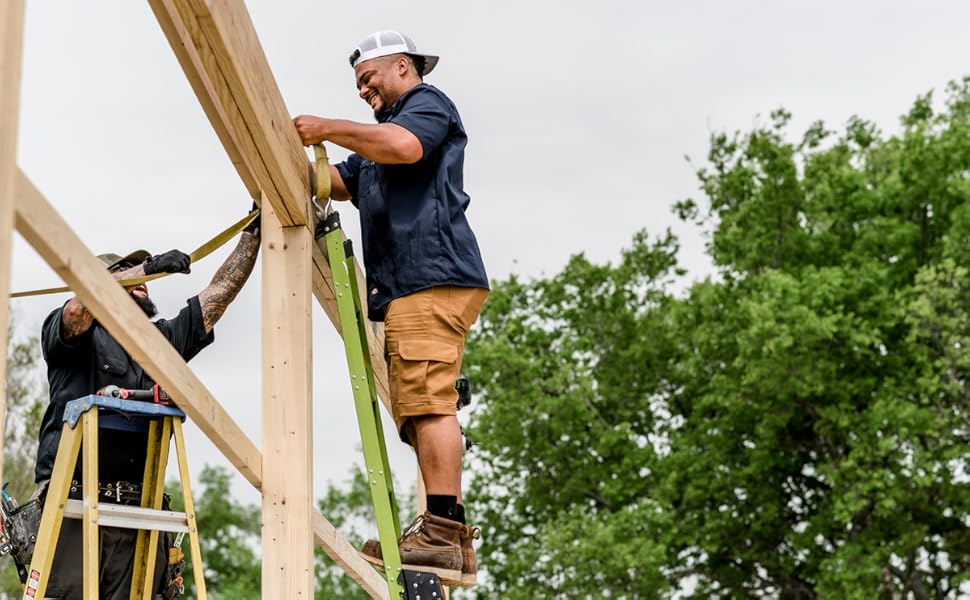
top-left (132, 293), bottom-right (158, 318)
top-left (374, 106), bottom-right (392, 122)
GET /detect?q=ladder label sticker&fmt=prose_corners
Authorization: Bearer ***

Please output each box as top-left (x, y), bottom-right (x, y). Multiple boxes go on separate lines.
top-left (25, 569), bottom-right (40, 598)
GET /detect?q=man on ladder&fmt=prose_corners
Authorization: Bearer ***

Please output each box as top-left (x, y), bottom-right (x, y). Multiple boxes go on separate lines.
top-left (294, 30), bottom-right (489, 587)
top-left (28, 212), bottom-right (260, 599)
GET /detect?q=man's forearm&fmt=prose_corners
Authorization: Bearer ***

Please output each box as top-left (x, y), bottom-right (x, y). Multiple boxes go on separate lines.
top-left (60, 263), bottom-right (149, 340)
top-left (198, 231), bottom-right (260, 333)
top-left (294, 116), bottom-right (422, 164)
top-left (112, 263), bottom-right (146, 280)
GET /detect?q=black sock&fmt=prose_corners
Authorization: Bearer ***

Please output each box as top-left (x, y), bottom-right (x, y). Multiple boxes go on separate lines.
top-left (427, 495), bottom-right (459, 522)
top-left (456, 503), bottom-right (466, 525)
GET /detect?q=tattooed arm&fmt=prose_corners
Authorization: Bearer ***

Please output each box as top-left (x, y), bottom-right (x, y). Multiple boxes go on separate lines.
top-left (60, 263), bottom-right (150, 342)
top-left (198, 231), bottom-right (260, 334)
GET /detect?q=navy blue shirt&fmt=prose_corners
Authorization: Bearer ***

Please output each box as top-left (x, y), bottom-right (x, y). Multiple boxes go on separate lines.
top-left (36, 297), bottom-right (214, 483)
top-left (336, 83), bottom-right (489, 321)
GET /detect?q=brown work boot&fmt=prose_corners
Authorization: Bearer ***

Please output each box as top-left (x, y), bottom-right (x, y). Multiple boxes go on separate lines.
top-left (359, 512), bottom-right (465, 586)
top-left (459, 524), bottom-right (481, 586)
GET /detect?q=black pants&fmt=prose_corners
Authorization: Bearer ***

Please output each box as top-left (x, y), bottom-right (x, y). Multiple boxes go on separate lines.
top-left (45, 514), bottom-right (169, 599)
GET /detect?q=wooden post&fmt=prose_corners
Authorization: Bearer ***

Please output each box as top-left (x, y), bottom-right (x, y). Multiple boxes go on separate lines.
top-left (261, 198), bottom-right (314, 597)
top-left (0, 0), bottom-right (26, 484)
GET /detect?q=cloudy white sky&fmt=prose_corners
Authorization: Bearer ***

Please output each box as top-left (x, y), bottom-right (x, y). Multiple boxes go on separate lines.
top-left (9, 1), bottom-right (970, 511)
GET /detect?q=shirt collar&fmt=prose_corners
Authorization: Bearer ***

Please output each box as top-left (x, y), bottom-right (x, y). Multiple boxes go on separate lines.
top-left (375, 83), bottom-right (428, 123)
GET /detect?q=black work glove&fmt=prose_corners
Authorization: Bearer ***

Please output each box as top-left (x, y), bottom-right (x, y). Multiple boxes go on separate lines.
top-left (143, 250), bottom-right (191, 275)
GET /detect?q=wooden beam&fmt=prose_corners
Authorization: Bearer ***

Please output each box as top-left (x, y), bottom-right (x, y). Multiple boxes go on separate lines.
top-left (14, 171), bottom-right (388, 598)
top-left (261, 199), bottom-right (314, 597)
top-left (312, 512), bottom-right (389, 599)
top-left (0, 0), bottom-right (26, 485)
top-left (149, 0), bottom-right (392, 408)
top-left (148, 0), bottom-right (310, 226)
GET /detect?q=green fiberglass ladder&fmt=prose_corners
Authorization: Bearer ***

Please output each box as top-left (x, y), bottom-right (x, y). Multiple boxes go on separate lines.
top-left (312, 144), bottom-right (445, 600)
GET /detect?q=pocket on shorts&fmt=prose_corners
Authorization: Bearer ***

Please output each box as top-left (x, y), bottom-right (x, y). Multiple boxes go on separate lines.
top-left (394, 340), bottom-right (460, 403)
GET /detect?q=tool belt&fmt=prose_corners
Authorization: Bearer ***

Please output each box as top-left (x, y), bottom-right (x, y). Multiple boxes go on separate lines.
top-left (69, 480), bottom-right (143, 505)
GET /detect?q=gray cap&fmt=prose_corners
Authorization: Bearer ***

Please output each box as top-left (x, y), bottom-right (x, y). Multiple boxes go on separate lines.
top-left (348, 31), bottom-right (439, 76)
top-left (97, 249), bottom-right (151, 271)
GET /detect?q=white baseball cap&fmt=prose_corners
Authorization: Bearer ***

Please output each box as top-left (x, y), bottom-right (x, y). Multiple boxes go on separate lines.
top-left (348, 30), bottom-right (439, 76)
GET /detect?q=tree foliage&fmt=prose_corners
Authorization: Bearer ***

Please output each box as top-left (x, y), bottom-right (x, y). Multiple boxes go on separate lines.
top-left (3, 321), bottom-right (46, 502)
top-left (462, 79), bottom-right (970, 598)
top-left (314, 463), bottom-right (413, 599)
top-left (169, 465), bottom-right (261, 599)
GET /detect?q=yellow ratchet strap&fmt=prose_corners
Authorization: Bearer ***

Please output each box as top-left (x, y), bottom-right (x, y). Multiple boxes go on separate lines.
top-left (10, 207), bottom-right (260, 299)
top-left (313, 143), bottom-right (331, 200)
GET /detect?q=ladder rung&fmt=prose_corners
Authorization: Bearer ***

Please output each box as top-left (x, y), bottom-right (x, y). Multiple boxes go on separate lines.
top-left (63, 499), bottom-right (190, 533)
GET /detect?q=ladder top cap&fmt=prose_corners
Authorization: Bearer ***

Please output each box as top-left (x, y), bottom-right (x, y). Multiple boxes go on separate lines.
top-left (63, 395), bottom-right (187, 428)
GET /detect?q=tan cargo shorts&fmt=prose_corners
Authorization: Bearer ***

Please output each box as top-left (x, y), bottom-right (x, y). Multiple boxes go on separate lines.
top-left (384, 285), bottom-right (489, 443)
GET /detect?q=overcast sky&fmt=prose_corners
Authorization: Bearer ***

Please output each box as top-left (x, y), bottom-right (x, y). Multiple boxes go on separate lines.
top-left (10, 1), bottom-right (970, 511)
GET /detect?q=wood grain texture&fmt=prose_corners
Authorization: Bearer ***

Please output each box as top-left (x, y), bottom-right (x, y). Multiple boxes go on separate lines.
top-left (261, 200), bottom-right (314, 598)
top-left (0, 0), bottom-right (26, 485)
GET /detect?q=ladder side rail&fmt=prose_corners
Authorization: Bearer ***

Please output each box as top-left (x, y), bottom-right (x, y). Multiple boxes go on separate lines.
top-left (130, 419), bottom-right (161, 599)
top-left (342, 240), bottom-right (402, 539)
top-left (24, 420), bottom-right (84, 599)
top-left (173, 418), bottom-right (207, 600)
top-left (321, 220), bottom-right (404, 596)
top-left (82, 410), bottom-right (100, 599)
top-left (133, 417), bottom-right (173, 600)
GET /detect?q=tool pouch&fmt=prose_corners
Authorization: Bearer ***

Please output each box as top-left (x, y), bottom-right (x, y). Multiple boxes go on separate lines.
top-left (157, 531), bottom-right (186, 599)
top-left (6, 497), bottom-right (42, 569)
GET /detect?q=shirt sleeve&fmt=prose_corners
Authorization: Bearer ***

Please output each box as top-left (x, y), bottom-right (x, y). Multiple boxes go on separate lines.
top-left (336, 153), bottom-right (364, 207)
top-left (154, 296), bottom-right (214, 362)
top-left (41, 304), bottom-right (86, 364)
top-left (389, 88), bottom-right (451, 160)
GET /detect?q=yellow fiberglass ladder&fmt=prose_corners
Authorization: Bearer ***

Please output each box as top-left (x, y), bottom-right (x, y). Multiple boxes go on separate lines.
top-left (22, 390), bottom-right (205, 600)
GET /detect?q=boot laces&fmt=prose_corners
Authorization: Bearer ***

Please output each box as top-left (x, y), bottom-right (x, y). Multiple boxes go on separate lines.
top-left (400, 514), bottom-right (428, 541)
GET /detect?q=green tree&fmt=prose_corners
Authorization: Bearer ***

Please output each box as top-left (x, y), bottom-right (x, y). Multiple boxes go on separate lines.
top-left (314, 461), bottom-right (415, 598)
top-left (169, 466), bottom-right (261, 599)
top-left (461, 233), bottom-right (681, 599)
top-left (3, 324), bottom-right (46, 501)
top-left (462, 80), bottom-right (970, 598)
top-left (315, 465), bottom-right (386, 599)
